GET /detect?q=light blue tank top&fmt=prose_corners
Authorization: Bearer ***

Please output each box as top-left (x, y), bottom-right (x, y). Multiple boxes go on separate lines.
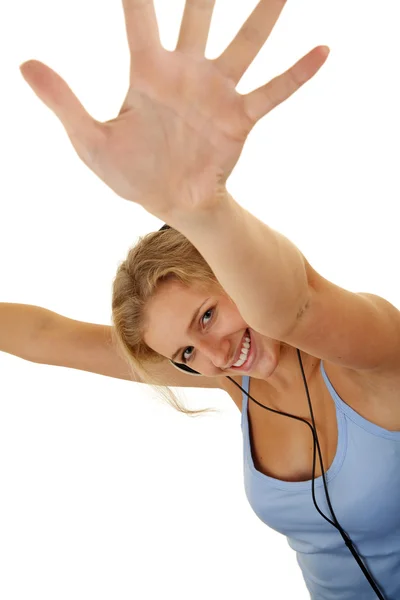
top-left (240, 360), bottom-right (400, 599)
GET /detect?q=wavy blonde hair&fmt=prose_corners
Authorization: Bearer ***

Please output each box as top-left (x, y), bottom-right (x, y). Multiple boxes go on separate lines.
top-left (111, 227), bottom-right (224, 418)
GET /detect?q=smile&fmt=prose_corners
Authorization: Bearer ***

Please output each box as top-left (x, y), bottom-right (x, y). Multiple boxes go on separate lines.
top-left (230, 328), bottom-right (255, 371)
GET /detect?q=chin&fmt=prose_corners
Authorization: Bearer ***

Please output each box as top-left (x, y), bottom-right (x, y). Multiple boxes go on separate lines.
top-left (248, 339), bottom-right (281, 379)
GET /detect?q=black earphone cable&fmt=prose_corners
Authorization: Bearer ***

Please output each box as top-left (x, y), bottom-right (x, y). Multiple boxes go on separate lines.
top-left (225, 349), bottom-right (385, 599)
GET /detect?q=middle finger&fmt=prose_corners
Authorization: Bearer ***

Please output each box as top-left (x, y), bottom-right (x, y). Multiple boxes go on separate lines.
top-left (122, 0), bottom-right (161, 62)
top-left (176, 0), bottom-right (217, 56)
top-left (212, 0), bottom-right (288, 85)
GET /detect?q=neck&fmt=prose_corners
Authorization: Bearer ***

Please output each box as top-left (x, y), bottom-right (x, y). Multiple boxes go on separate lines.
top-left (262, 343), bottom-right (319, 401)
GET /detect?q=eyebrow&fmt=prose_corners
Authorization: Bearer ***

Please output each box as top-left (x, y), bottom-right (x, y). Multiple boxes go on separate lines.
top-left (170, 298), bottom-right (210, 363)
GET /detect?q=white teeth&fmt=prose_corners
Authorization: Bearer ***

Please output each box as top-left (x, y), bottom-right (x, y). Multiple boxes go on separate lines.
top-left (231, 330), bottom-right (251, 368)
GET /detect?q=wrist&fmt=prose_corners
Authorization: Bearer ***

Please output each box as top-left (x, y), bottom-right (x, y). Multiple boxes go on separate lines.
top-left (163, 186), bottom-right (234, 232)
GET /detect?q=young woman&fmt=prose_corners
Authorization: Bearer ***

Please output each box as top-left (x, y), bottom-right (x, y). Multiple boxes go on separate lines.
top-left (14, 1), bottom-right (400, 598)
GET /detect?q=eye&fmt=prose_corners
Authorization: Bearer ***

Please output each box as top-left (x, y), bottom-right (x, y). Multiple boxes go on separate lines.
top-left (181, 308), bottom-right (214, 363)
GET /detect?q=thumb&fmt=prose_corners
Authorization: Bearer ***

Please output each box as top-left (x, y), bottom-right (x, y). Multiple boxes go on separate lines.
top-left (19, 60), bottom-right (102, 159)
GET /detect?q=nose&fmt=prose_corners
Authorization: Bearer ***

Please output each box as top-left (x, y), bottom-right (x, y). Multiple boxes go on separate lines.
top-left (195, 336), bottom-right (230, 370)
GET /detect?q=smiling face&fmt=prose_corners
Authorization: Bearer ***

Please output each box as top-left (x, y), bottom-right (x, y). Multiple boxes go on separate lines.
top-left (142, 278), bottom-right (282, 379)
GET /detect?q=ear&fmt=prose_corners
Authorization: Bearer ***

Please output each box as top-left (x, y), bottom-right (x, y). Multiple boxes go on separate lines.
top-left (170, 360), bottom-right (202, 376)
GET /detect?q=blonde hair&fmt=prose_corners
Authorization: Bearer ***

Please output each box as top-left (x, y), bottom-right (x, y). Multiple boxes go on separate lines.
top-left (111, 227), bottom-right (224, 417)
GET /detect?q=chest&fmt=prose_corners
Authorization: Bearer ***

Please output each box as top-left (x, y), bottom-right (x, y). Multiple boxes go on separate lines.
top-left (241, 362), bottom-right (400, 483)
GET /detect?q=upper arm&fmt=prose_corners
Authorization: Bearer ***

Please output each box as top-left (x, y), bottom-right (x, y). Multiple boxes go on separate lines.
top-left (275, 261), bottom-right (400, 375)
top-left (36, 313), bottom-right (225, 389)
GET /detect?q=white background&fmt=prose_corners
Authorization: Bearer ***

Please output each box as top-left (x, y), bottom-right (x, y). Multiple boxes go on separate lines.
top-left (0, 1), bottom-right (399, 598)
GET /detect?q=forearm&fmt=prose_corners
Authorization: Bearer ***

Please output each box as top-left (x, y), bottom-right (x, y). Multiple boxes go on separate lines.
top-left (0, 303), bottom-right (50, 362)
top-left (167, 191), bottom-right (310, 339)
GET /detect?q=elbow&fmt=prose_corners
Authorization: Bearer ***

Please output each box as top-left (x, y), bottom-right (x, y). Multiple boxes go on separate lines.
top-left (250, 286), bottom-right (311, 341)
top-left (278, 289), bottom-right (311, 341)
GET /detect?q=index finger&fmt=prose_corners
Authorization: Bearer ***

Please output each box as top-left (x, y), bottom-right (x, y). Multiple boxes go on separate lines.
top-left (122, 0), bottom-right (161, 59)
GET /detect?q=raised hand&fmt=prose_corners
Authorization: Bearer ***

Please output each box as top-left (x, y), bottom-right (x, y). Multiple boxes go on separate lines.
top-left (20, 0), bottom-right (329, 221)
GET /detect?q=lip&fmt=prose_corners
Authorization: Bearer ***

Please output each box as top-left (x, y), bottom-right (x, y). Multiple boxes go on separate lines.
top-left (229, 328), bottom-right (256, 372)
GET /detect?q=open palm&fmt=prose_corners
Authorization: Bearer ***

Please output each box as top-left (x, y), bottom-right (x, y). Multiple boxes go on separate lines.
top-left (20, 0), bottom-right (329, 220)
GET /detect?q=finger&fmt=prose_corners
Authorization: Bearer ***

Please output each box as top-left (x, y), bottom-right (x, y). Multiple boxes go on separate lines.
top-left (243, 46), bottom-right (330, 124)
top-left (122, 0), bottom-right (161, 60)
top-left (212, 0), bottom-right (287, 85)
top-left (19, 60), bottom-right (102, 163)
top-left (176, 0), bottom-right (216, 56)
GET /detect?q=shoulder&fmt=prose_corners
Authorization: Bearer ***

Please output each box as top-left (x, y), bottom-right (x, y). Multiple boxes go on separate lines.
top-left (315, 359), bottom-right (400, 432)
